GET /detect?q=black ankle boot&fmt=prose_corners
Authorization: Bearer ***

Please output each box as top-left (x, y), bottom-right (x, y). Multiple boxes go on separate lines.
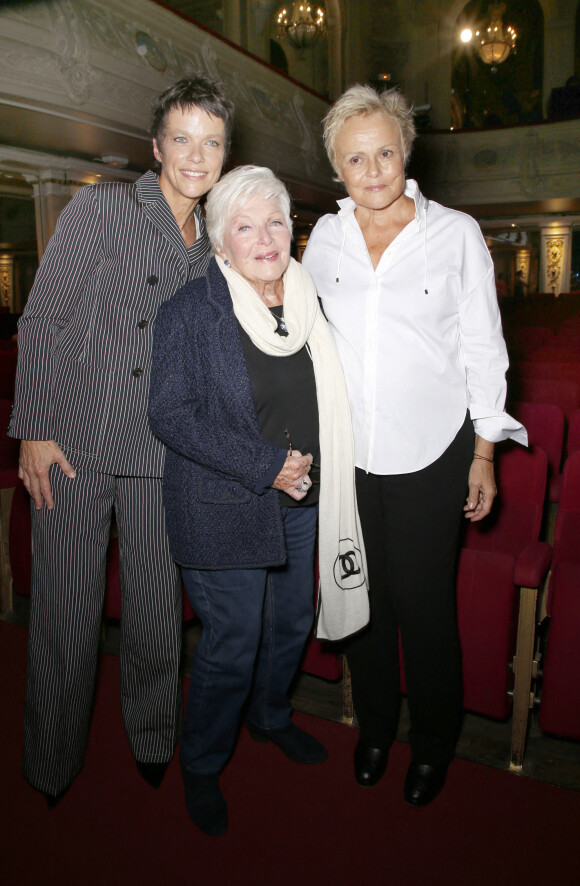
top-left (247, 721), bottom-right (328, 764)
top-left (181, 768), bottom-right (228, 836)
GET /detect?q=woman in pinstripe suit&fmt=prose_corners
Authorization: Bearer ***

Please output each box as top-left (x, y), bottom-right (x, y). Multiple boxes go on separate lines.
top-left (8, 76), bottom-right (234, 806)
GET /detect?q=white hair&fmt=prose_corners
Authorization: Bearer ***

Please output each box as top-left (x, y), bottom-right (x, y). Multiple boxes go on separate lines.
top-left (205, 165), bottom-right (293, 251)
top-left (323, 84), bottom-right (416, 173)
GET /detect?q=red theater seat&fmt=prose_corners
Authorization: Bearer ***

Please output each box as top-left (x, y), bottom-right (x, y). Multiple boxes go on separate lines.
top-left (508, 378), bottom-right (580, 422)
top-left (510, 402), bottom-right (565, 504)
top-left (460, 445), bottom-right (552, 768)
top-left (512, 362), bottom-right (580, 392)
top-left (538, 452), bottom-right (580, 740)
top-left (567, 409), bottom-right (580, 457)
top-left (457, 549), bottom-right (519, 720)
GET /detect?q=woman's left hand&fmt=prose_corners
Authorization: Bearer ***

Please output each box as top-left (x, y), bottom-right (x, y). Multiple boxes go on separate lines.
top-left (464, 457), bottom-right (497, 522)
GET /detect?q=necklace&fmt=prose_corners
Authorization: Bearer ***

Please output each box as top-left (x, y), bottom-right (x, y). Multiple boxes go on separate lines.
top-left (269, 305), bottom-right (289, 337)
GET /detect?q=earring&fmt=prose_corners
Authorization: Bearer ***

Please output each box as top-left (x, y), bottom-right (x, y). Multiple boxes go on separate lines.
top-left (224, 259), bottom-right (230, 267)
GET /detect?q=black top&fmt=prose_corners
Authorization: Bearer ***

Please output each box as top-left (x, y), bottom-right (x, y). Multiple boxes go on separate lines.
top-left (237, 305), bottom-right (320, 507)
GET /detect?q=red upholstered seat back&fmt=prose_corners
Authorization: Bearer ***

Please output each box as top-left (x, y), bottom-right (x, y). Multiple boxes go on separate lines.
top-left (556, 449), bottom-right (580, 507)
top-left (399, 548), bottom-right (519, 718)
top-left (547, 450), bottom-right (580, 612)
top-left (457, 548), bottom-right (518, 719)
top-left (538, 561), bottom-right (580, 739)
top-left (513, 361), bottom-right (580, 390)
top-left (510, 378), bottom-right (580, 422)
top-left (539, 451), bottom-right (580, 739)
top-left (463, 446), bottom-right (547, 557)
top-left (567, 409), bottom-right (580, 456)
top-left (510, 402), bottom-right (564, 478)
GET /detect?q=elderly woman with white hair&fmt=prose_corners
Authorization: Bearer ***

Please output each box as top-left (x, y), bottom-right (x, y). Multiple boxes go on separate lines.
top-left (303, 85), bottom-right (526, 807)
top-left (149, 165), bottom-right (368, 836)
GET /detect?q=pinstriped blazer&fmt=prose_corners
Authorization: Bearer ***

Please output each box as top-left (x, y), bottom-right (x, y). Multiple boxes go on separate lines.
top-left (9, 171), bottom-right (211, 477)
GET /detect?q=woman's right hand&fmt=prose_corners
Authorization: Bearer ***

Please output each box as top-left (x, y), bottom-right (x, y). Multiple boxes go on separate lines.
top-left (19, 439), bottom-right (76, 510)
top-left (272, 450), bottom-right (313, 501)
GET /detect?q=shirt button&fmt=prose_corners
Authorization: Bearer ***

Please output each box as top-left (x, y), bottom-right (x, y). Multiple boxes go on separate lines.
top-left (132, 368), bottom-right (143, 378)
top-left (147, 275), bottom-right (158, 285)
top-left (138, 319), bottom-right (148, 329)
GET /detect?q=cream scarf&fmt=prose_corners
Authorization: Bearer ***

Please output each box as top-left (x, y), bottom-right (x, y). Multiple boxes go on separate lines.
top-left (216, 254), bottom-right (369, 641)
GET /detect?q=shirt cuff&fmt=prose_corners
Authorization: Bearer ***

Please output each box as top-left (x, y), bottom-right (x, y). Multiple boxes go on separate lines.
top-left (469, 404), bottom-right (529, 446)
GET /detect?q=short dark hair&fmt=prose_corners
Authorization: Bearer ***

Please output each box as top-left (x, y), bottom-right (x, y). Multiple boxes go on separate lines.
top-left (151, 75), bottom-right (235, 157)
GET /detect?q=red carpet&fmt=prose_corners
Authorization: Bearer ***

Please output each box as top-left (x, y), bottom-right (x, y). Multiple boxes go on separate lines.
top-left (1, 619), bottom-right (579, 886)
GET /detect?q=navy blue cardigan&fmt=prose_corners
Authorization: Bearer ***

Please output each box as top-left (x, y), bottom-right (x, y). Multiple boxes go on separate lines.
top-left (148, 258), bottom-right (288, 569)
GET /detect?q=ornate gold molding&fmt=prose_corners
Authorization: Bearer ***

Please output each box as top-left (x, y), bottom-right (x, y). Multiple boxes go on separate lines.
top-left (516, 249), bottom-right (531, 283)
top-left (545, 236), bottom-right (564, 294)
top-left (0, 256), bottom-right (13, 309)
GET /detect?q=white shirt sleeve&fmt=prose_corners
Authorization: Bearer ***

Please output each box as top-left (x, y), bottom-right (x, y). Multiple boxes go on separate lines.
top-left (457, 226), bottom-right (528, 446)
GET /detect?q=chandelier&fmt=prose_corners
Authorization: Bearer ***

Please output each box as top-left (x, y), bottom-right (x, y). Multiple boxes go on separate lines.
top-left (275, 3), bottom-right (326, 50)
top-left (475, 3), bottom-right (517, 65)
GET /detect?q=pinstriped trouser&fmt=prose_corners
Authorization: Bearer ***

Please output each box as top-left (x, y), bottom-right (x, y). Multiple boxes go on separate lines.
top-left (22, 466), bottom-right (182, 796)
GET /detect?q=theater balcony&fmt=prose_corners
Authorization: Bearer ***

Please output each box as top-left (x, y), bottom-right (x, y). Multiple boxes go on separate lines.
top-left (410, 118), bottom-right (580, 296)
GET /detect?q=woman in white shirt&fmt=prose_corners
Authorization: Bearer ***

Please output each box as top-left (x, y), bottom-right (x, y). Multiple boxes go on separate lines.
top-left (302, 84), bottom-right (526, 807)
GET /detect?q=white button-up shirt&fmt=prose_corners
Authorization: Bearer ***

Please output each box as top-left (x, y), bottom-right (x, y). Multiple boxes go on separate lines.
top-left (302, 180), bottom-right (526, 475)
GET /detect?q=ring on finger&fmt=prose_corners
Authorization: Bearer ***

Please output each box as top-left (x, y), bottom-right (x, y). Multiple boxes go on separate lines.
top-left (300, 477), bottom-right (310, 491)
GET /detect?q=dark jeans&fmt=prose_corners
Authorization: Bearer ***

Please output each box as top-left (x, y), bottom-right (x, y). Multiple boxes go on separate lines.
top-left (180, 505), bottom-right (318, 775)
top-left (347, 414), bottom-right (474, 766)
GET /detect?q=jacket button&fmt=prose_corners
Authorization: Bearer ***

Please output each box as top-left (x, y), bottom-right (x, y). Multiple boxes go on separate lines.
top-left (138, 319), bottom-right (148, 329)
top-left (147, 275), bottom-right (158, 285)
top-left (132, 368), bottom-right (143, 378)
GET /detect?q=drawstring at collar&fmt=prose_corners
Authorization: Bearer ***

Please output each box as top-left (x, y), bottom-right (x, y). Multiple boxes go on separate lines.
top-left (333, 188), bottom-right (429, 293)
top-left (423, 198), bottom-right (429, 295)
top-left (336, 227), bottom-right (346, 283)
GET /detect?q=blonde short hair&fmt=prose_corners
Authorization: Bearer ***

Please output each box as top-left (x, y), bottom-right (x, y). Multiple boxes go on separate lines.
top-left (205, 165), bottom-right (293, 252)
top-left (323, 84), bottom-right (416, 174)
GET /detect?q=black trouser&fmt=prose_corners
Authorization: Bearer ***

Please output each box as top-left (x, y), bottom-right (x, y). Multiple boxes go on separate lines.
top-left (347, 414), bottom-right (474, 766)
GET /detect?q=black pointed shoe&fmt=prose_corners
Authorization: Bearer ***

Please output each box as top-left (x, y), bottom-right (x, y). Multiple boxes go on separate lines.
top-left (181, 770), bottom-right (228, 837)
top-left (44, 786), bottom-right (69, 809)
top-left (136, 760), bottom-right (170, 789)
top-left (354, 742), bottom-right (389, 787)
top-left (247, 721), bottom-right (328, 764)
top-left (404, 761), bottom-right (448, 807)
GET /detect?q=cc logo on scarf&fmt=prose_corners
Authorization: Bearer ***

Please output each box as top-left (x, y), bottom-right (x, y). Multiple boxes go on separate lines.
top-left (333, 539), bottom-right (365, 590)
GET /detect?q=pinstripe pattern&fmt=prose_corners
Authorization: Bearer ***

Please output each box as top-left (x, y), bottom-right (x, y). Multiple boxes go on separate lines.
top-left (23, 468), bottom-right (182, 795)
top-left (9, 171), bottom-right (210, 475)
top-left (12, 172), bottom-right (209, 795)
